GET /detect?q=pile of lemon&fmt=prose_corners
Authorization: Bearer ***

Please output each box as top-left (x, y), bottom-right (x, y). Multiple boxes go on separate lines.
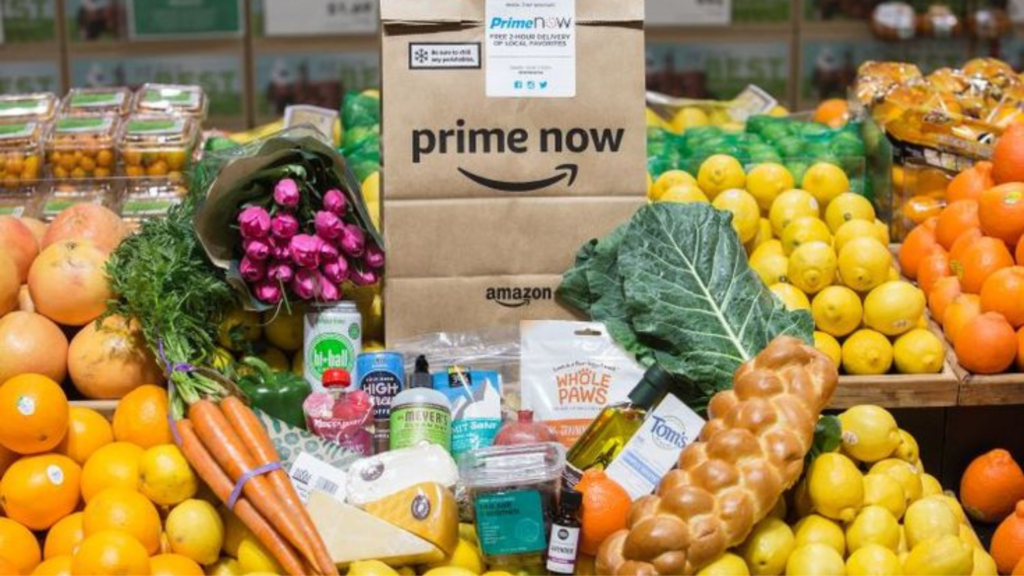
top-left (700, 405), bottom-right (991, 576)
top-left (648, 156), bottom-right (945, 376)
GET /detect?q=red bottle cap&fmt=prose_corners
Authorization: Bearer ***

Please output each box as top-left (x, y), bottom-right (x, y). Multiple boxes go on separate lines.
top-left (323, 369), bottom-right (351, 390)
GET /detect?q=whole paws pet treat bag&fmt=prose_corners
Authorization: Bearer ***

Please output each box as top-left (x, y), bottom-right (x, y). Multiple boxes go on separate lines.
top-left (380, 0), bottom-right (647, 338)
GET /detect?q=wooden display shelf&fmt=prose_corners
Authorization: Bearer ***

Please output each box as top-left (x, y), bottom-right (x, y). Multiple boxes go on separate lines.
top-left (947, 348), bottom-right (1024, 407)
top-left (831, 365), bottom-right (960, 409)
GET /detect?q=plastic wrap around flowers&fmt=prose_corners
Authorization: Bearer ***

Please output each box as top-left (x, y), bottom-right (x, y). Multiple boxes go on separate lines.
top-left (236, 179), bottom-right (384, 304)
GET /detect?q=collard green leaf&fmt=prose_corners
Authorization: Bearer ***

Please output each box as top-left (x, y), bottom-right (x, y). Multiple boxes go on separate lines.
top-left (618, 203), bottom-right (813, 394)
top-left (557, 238), bottom-right (599, 313)
top-left (807, 415), bottom-right (842, 465)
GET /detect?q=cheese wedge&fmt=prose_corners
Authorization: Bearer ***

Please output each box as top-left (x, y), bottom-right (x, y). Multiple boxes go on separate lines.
top-left (307, 491), bottom-right (444, 567)
top-left (364, 482), bottom-right (459, 555)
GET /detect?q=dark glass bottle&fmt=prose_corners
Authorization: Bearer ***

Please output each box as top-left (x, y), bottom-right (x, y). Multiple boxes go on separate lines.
top-left (546, 489), bottom-right (583, 575)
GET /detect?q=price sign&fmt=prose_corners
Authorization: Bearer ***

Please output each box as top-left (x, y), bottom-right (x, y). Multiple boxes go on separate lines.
top-left (127, 0), bottom-right (243, 39)
top-left (646, 0), bottom-right (732, 26)
top-left (264, 0), bottom-right (377, 36)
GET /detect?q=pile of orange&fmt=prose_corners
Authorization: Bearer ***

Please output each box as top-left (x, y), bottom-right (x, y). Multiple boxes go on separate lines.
top-left (961, 449), bottom-right (1024, 574)
top-left (0, 378), bottom-right (211, 576)
top-left (899, 125), bottom-right (1024, 374)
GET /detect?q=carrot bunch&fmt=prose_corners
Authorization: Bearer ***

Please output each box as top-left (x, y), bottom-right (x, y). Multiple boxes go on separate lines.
top-left (177, 396), bottom-right (337, 576)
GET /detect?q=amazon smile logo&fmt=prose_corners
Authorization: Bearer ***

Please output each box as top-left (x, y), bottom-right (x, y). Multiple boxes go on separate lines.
top-left (458, 164), bottom-right (577, 192)
top-left (485, 286), bottom-right (553, 308)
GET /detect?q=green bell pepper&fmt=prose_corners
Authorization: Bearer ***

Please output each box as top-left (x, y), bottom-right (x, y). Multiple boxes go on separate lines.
top-left (236, 357), bottom-right (312, 430)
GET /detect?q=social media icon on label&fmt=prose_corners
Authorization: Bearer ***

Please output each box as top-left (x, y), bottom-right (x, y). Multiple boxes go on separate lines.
top-left (527, 81), bottom-right (536, 89)
top-left (540, 81), bottom-right (548, 89)
top-left (514, 81), bottom-right (523, 89)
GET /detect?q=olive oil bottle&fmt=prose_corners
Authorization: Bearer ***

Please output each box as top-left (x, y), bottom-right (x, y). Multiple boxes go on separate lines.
top-left (562, 365), bottom-right (676, 489)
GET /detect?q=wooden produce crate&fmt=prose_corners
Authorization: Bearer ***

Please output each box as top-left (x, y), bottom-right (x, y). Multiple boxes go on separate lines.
top-left (948, 348), bottom-right (1024, 407)
top-left (831, 366), bottom-right (960, 409)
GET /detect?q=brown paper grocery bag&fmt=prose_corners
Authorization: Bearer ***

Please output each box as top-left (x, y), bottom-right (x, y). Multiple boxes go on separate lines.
top-left (381, 0), bottom-right (646, 340)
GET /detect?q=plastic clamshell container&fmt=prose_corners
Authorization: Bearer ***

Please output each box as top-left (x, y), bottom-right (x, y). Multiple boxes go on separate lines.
top-left (0, 93), bottom-right (58, 122)
top-left (61, 87), bottom-right (133, 117)
top-left (0, 121), bottom-right (44, 191)
top-left (46, 114), bottom-right (120, 179)
top-left (133, 84), bottom-right (208, 119)
top-left (40, 182), bottom-right (117, 222)
top-left (118, 114), bottom-right (197, 179)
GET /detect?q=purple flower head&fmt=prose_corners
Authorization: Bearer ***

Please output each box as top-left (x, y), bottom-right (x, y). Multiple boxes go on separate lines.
top-left (318, 274), bottom-right (341, 301)
top-left (271, 213), bottom-right (300, 240)
top-left (255, 280), bottom-right (282, 304)
top-left (274, 178), bottom-right (300, 208)
top-left (323, 189), bottom-right (348, 215)
top-left (319, 240), bottom-right (339, 263)
top-left (268, 261), bottom-right (295, 284)
top-left (292, 268), bottom-right (318, 300)
top-left (322, 258), bottom-right (349, 285)
top-left (240, 257), bottom-right (266, 283)
top-left (244, 239), bottom-right (271, 262)
top-left (340, 225), bottom-right (366, 258)
top-left (238, 206), bottom-right (271, 239)
top-left (350, 268), bottom-right (378, 286)
top-left (364, 244), bottom-right (385, 269)
top-left (314, 211), bottom-right (344, 240)
top-left (290, 234), bottom-right (323, 269)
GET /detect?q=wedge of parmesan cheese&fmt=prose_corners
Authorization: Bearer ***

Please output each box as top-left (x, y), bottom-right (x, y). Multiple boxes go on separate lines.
top-left (307, 491), bottom-right (445, 567)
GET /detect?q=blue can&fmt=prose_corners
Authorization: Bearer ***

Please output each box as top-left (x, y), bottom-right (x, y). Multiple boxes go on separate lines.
top-left (356, 351), bottom-right (405, 453)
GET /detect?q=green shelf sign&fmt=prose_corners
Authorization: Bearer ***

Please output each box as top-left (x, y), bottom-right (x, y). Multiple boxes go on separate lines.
top-left (127, 0), bottom-right (242, 39)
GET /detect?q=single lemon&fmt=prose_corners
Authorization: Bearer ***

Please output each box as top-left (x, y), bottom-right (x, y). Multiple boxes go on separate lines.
top-left (770, 105), bottom-right (790, 116)
top-left (671, 106), bottom-right (710, 133)
top-left (874, 219), bottom-right (892, 245)
top-left (697, 552), bottom-right (751, 576)
top-left (863, 472), bottom-right (907, 520)
top-left (257, 346), bottom-right (289, 371)
top-left (217, 308), bottom-right (262, 351)
top-left (237, 535), bottom-right (284, 574)
top-left (839, 405), bottom-right (901, 463)
top-left (785, 543), bottom-right (846, 576)
top-left (842, 329), bottom-right (894, 375)
top-left (893, 328), bottom-right (945, 374)
top-left (698, 154), bottom-right (746, 199)
top-left (905, 498), bottom-right (961, 549)
top-left (422, 568), bottom-right (482, 576)
top-left (205, 558), bottom-right (244, 576)
top-left (902, 534), bottom-right (973, 576)
top-left (933, 494), bottom-right (968, 524)
top-left (139, 444), bottom-right (198, 507)
top-left (747, 218), bottom-right (775, 252)
top-left (646, 107), bottom-right (669, 129)
top-left (770, 282), bottom-right (811, 311)
top-left (747, 163), bottom-right (795, 211)
top-left (770, 189), bottom-right (820, 236)
top-left (793, 514), bottom-right (846, 556)
top-left (838, 238), bottom-right (893, 292)
top-left (803, 162), bottom-right (851, 206)
top-left (349, 560), bottom-right (399, 576)
top-left (789, 241), bottom-right (837, 295)
top-left (814, 331), bottom-right (842, 366)
top-left (782, 216), bottom-right (832, 255)
top-left (751, 253), bottom-right (790, 286)
top-left (834, 219), bottom-right (888, 254)
top-left (863, 281), bottom-right (926, 337)
top-left (812, 285), bottom-right (863, 337)
top-left (825, 193), bottom-right (877, 233)
top-left (740, 517), bottom-right (795, 576)
top-left (751, 239), bottom-right (784, 260)
top-left (892, 426), bottom-right (925, 461)
top-left (263, 307), bottom-right (304, 352)
top-left (660, 183), bottom-right (710, 204)
top-left (870, 459), bottom-right (923, 505)
top-left (972, 546), bottom-right (998, 576)
top-left (847, 544), bottom-right (903, 576)
top-left (165, 499), bottom-right (224, 565)
top-left (846, 505), bottom-right (901, 553)
top-left (652, 169), bottom-right (697, 200)
top-left (920, 473), bottom-right (943, 497)
top-left (425, 538), bottom-right (485, 574)
top-left (808, 452), bottom-right (864, 522)
top-left (714, 188), bottom-right (761, 243)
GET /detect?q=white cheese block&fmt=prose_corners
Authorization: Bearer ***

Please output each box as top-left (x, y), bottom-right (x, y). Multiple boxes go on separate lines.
top-left (307, 491), bottom-right (445, 567)
top-left (346, 443), bottom-right (459, 506)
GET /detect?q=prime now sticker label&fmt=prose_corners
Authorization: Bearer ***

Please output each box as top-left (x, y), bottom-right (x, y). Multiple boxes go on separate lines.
top-left (485, 0), bottom-right (576, 98)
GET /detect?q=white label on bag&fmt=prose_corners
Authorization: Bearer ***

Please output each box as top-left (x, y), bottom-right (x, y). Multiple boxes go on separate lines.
top-left (605, 394), bottom-right (706, 500)
top-left (485, 0), bottom-right (576, 98)
top-left (289, 452), bottom-right (348, 505)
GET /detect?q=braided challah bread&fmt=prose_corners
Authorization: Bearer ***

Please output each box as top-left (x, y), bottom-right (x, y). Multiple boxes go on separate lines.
top-left (596, 336), bottom-right (838, 576)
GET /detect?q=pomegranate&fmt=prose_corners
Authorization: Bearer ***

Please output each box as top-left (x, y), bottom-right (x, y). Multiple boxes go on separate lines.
top-left (0, 215), bottom-right (39, 283)
top-left (42, 204), bottom-right (126, 253)
top-left (494, 410), bottom-right (560, 446)
top-left (68, 314), bottom-right (163, 399)
top-left (28, 240), bottom-right (112, 326)
top-left (0, 311), bottom-right (69, 383)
